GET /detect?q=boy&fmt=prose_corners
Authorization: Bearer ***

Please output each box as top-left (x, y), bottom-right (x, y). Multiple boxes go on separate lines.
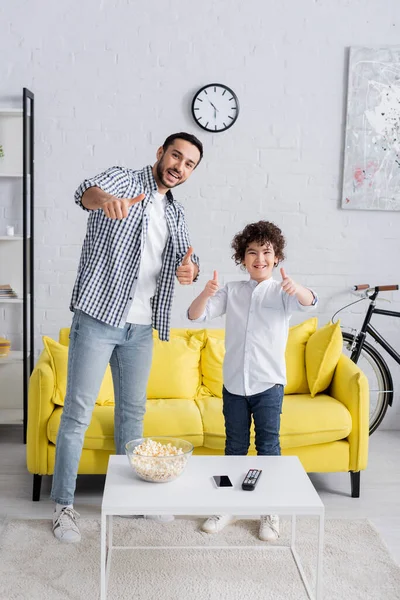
top-left (188, 221), bottom-right (317, 541)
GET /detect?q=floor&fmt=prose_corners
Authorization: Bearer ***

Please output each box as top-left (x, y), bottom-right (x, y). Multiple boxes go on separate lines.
top-left (1, 425), bottom-right (400, 563)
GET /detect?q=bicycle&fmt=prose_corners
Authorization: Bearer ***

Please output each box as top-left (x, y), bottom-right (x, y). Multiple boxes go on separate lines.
top-left (332, 283), bottom-right (400, 435)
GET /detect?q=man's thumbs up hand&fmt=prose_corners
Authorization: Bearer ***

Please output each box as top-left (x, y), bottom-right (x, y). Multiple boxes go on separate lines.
top-left (102, 193), bottom-right (145, 220)
top-left (176, 246), bottom-right (195, 285)
top-left (204, 270), bottom-right (219, 297)
top-left (182, 246), bottom-right (194, 265)
top-left (128, 193), bottom-right (146, 207)
top-left (280, 267), bottom-right (298, 296)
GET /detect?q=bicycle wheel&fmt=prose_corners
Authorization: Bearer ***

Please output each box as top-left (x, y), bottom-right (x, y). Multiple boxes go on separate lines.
top-left (342, 332), bottom-right (393, 434)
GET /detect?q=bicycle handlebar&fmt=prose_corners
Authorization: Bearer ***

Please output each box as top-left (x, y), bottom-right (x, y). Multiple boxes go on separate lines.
top-left (378, 285), bottom-right (399, 292)
top-left (353, 284), bottom-right (399, 292)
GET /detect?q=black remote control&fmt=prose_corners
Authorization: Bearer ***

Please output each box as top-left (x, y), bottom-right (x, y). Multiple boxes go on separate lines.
top-left (242, 469), bottom-right (262, 491)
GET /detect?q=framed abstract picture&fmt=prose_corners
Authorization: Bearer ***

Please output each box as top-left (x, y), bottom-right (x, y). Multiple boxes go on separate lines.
top-left (342, 46), bottom-right (400, 211)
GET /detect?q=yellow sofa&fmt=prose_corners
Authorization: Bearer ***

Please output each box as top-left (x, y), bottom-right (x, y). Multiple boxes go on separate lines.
top-left (27, 318), bottom-right (369, 501)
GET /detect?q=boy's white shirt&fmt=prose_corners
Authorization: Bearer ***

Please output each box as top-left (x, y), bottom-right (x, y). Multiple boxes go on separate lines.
top-left (190, 278), bottom-right (317, 396)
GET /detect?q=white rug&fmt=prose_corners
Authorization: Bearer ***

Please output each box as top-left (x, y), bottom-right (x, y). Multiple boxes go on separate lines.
top-left (0, 517), bottom-right (399, 600)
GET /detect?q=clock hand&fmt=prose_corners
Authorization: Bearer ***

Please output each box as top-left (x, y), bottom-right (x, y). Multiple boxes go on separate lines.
top-left (209, 100), bottom-right (219, 112)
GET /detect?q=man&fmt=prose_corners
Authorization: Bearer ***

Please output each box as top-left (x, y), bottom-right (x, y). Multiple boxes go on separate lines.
top-left (51, 132), bottom-right (203, 542)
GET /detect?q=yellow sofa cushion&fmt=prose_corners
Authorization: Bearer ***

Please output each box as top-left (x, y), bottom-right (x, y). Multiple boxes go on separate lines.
top-left (280, 394), bottom-right (351, 447)
top-left (284, 317), bottom-right (318, 393)
top-left (47, 399), bottom-right (204, 451)
top-left (306, 321), bottom-right (343, 397)
top-left (200, 318), bottom-right (318, 397)
top-left (58, 328), bottom-right (70, 346)
top-left (201, 329), bottom-right (225, 397)
top-left (48, 405), bottom-right (115, 450)
top-left (146, 330), bottom-right (203, 399)
top-left (57, 327), bottom-right (204, 401)
top-left (196, 392), bottom-right (352, 451)
top-left (42, 336), bottom-right (114, 407)
top-left (143, 398), bottom-right (204, 445)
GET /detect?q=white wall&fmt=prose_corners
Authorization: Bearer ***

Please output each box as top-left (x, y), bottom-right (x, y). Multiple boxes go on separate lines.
top-left (1, 0), bottom-right (400, 427)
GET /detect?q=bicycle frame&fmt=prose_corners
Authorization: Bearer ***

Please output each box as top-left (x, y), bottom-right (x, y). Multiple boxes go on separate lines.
top-left (340, 285), bottom-right (400, 430)
top-left (350, 296), bottom-right (400, 368)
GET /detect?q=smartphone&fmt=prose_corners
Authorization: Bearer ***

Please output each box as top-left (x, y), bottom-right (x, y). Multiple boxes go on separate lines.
top-left (213, 475), bottom-right (233, 488)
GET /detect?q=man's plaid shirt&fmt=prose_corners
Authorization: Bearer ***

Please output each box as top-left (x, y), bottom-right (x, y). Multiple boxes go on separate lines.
top-left (71, 164), bottom-right (199, 341)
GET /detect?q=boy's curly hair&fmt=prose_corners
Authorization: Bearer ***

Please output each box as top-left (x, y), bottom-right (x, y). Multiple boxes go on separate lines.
top-left (231, 221), bottom-right (286, 266)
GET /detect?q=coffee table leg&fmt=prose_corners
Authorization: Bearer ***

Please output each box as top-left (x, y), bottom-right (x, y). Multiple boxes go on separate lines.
top-left (101, 512), bottom-right (107, 600)
top-left (291, 514), bottom-right (296, 548)
top-left (109, 516), bottom-right (113, 554)
top-left (291, 515), bottom-right (324, 600)
top-left (315, 513), bottom-right (324, 599)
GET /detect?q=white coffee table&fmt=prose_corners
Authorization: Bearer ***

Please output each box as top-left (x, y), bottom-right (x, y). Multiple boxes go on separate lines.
top-left (101, 455), bottom-right (324, 600)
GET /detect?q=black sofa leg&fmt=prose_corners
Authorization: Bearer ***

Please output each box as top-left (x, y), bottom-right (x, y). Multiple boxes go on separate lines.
top-left (32, 474), bottom-right (42, 501)
top-left (350, 471), bottom-right (360, 498)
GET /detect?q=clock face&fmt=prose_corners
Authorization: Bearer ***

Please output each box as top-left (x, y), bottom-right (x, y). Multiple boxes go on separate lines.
top-left (191, 83), bottom-right (239, 132)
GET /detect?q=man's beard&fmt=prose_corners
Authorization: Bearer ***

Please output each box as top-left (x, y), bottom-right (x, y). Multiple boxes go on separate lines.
top-left (156, 157), bottom-right (183, 189)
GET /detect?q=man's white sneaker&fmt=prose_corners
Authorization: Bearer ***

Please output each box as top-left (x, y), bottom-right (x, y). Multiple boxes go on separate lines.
top-left (52, 506), bottom-right (81, 543)
top-left (259, 515), bottom-right (280, 541)
top-left (201, 515), bottom-right (236, 534)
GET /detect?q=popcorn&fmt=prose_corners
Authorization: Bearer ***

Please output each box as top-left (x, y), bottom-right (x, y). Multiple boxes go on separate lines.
top-left (133, 439), bottom-right (184, 458)
top-left (127, 438), bottom-right (189, 482)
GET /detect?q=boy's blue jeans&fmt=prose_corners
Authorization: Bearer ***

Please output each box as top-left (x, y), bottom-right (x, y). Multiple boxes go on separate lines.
top-left (222, 384), bottom-right (284, 456)
top-left (51, 310), bottom-right (153, 506)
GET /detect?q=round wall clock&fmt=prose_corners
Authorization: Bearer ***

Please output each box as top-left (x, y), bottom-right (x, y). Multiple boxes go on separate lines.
top-left (191, 83), bottom-right (239, 132)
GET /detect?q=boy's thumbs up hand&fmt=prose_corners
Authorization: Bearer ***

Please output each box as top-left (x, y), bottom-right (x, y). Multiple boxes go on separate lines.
top-left (176, 246), bottom-right (195, 285)
top-left (280, 267), bottom-right (298, 296)
top-left (204, 270), bottom-right (219, 297)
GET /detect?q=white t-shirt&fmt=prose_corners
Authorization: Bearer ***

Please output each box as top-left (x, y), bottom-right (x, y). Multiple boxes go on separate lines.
top-left (190, 278), bottom-right (317, 396)
top-left (126, 191), bottom-right (169, 324)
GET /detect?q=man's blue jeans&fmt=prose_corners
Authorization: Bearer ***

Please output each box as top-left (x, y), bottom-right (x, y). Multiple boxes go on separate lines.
top-left (51, 310), bottom-right (153, 505)
top-left (222, 384), bottom-right (284, 456)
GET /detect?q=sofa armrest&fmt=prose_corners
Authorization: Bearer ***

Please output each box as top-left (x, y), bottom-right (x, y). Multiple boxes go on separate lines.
top-left (329, 354), bottom-right (369, 471)
top-left (26, 350), bottom-right (56, 475)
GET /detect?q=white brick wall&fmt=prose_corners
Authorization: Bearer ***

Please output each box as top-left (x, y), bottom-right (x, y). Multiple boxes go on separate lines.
top-left (1, 0), bottom-right (400, 426)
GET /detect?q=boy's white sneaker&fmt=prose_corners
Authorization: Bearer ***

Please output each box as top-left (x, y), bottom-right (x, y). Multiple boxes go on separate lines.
top-left (259, 515), bottom-right (280, 541)
top-left (201, 515), bottom-right (236, 533)
top-left (52, 506), bottom-right (81, 543)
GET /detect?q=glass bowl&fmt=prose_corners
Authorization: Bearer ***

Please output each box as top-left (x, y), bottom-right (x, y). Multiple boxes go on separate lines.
top-left (125, 437), bottom-right (194, 483)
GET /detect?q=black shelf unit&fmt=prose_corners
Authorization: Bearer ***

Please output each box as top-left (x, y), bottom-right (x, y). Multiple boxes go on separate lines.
top-left (23, 88), bottom-right (34, 443)
top-left (0, 88), bottom-right (34, 442)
